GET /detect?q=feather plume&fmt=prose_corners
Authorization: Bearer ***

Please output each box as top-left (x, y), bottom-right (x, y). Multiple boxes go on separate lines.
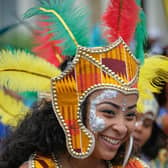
top-left (138, 55), bottom-right (168, 94)
top-left (0, 49), bottom-right (61, 92)
top-left (102, 0), bottom-right (139, 44)
top-left (24, 0), bottom-right (90, 56)
top-left (134, 0), bottom-right (147, 64)
top-left (32, 16), bottom-right (65, 67)
top-left (0, 88), bottom-right (29, 127)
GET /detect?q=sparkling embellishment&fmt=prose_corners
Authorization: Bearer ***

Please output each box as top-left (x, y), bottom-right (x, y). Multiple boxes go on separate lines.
top-left (89, 90), bottom-right (118, 132)
top-left (121, 98), bottom-right (127, 112)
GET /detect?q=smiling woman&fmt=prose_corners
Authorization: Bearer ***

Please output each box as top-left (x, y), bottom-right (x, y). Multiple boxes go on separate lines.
top-left (85, 90), bottom-right (137, 161)
top-left (0, 0), bottom-right (149, 168)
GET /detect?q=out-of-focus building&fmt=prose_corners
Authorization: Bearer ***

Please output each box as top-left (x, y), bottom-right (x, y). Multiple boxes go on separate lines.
top-left (144, 0), bottom-right (168, 45)
top-left (0, 0), bottom-right (168, 51)
top-left (0, 0), bottom-right (35, 28)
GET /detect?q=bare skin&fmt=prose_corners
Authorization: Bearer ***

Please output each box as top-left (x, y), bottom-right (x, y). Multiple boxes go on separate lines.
top-left (19, 162), bottom-right (28, 168)
top-left (133, 113), bottom-right (153, 148)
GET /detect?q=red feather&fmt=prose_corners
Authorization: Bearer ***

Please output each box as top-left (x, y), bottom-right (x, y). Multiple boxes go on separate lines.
top-left (102, 0), bottom-right (139, 44)
top-left (32, 16), bottom-right (65, 67)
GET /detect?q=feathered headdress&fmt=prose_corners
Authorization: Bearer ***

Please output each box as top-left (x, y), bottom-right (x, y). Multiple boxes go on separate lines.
top-left (24, 0), bottom-right (90, 56)
top-left (138, 55), bottom-right (168, 135)
top-left (0, 87), bottom-right (29, 127)
top-left (0, 0), bottom-right (141, 165)
top-left (102, 0), bottom-right (139, 45)
top-left (136, 89), bottom-right (159, 119)
top-left (0, 49), bottom-right (61, 93)
top-left (32, 16), bottom-right (65, 67)
top-left (138, 55), bottom-right (168, 93)
top-left (134, 0), bottom-right (147, 64)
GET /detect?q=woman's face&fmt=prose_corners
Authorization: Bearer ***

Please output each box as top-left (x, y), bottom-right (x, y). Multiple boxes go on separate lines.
top-left (133, 113), bottom-right (153, 148)
top-left (85, 89), bottom-right (137, 160)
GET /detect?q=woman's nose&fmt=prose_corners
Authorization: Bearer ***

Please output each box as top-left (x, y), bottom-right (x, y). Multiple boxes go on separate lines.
top-left (112, 120), bottom-right (127, 136)
top-left (134, 121), bottom-right (143, 132)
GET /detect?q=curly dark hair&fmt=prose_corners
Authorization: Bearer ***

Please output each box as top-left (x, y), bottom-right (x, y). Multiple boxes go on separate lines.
top-left (0, 100), bottom-right (66, 168)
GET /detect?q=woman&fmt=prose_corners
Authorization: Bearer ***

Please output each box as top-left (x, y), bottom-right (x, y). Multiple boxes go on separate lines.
top-left (0, 37), bottom-right (148, 167)
top-left (134, 56), bottom-right (168, 167)
top-left (0, 88), bottom-right (139, 168)
top-left (0, 0), bottom-right (148, 167)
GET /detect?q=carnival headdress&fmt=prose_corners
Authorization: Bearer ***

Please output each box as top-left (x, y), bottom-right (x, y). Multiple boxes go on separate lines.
top-left (138, 55), bottom-right (168, 135)
top-left (136, 89), bottom-right (159, 119)
top-left (0, 86), bottom-right (29, 127)
top-left (0, 0), bottom-right (143, 163)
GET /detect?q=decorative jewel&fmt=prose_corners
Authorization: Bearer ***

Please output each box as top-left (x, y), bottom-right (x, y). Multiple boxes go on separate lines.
top-left (121, 97), bottom-right (127, 112)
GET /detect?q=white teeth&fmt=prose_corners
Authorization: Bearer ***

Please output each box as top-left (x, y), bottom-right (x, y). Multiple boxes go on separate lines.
top-left (102, 136), bottom-right (120, 145)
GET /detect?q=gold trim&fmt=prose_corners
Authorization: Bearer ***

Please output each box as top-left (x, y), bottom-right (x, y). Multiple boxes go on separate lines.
top-left (51, 82), bottom-right (95, 159)
top-left (52, 38), bottom-right (139, 87)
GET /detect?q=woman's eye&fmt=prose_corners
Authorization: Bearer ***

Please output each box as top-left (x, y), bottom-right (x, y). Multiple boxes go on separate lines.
top-left (125, 112), bottom-right (136, 120)
top-left (101, 110), bottom-right (115, 115)
top-left (143, 119), bottom-right (153, 128)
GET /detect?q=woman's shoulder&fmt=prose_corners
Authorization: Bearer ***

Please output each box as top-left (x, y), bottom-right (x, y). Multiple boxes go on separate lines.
top-left (19, 153), bottom-right (59, 168)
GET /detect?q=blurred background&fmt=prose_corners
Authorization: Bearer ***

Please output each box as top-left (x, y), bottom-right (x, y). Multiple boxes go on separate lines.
top-left (0, 1), bottom-right (168, 166)
top-left (0, 0), bottom-right (168, 55)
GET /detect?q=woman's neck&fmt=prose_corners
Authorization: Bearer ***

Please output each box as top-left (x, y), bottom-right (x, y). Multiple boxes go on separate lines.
top-left (59, 152), bottom-right (109, 168)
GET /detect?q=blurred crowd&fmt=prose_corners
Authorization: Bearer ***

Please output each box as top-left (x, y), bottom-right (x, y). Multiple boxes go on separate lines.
top-left (0, 0), bottom-right (168, 168)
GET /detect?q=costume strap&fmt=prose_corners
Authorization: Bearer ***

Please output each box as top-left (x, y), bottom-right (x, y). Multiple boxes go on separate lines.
top-left (112, 157), bottom-right (149, 168)
top-left (125, 157), bottom-right (150, 168)
top-left (29, 153), bottom-right (60, 168)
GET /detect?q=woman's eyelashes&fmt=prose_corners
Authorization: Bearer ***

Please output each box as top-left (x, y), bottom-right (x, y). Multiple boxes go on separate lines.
top-left (125, 112), bottom-right (136, 120)
top-left (101, 109), bottom-right (115, 115)
top-left (143, 119), bottom-right (153, 128)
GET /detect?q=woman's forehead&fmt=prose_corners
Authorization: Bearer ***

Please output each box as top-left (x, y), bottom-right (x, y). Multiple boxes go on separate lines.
top-left (87, 89), bottom-right (138, 106)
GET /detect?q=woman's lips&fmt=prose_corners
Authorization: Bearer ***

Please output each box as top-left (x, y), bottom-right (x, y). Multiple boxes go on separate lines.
top-left (100, 135), bottom-right (121, 150)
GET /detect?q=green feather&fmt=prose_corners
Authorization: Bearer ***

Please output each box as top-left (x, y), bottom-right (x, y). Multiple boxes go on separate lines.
top-left (134, 0), bottom-right (147, 64)
top-left (23, 0), bottom-right (90, 56)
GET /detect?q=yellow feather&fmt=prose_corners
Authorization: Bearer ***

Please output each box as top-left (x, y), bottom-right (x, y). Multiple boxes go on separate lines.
top-left (138, 55), bottom-right (168, 93)
top-left (0, 88), bottom-right (29, 127)
top-left (137, 89), bottom-right (159, 115)
top-left (0, 50), bottom-right (61, 92)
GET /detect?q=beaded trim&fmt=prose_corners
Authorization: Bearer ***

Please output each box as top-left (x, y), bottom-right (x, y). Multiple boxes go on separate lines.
top-left (53, 37), bottom-right (139, 86)
top-left (51, 84), bottom-right (95, 159)
top-left (29, 153), bottom-right (36, 168)
top-left (77, 37), bottom-right (139, 87)
top-left (29, 153), bottom-right (61, 168)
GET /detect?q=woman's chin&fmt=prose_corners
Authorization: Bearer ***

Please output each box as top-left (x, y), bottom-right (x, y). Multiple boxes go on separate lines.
top-left (100, 151), bottom-right (117, 161)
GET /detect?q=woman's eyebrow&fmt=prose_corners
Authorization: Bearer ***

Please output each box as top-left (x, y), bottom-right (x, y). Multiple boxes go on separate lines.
top-left (98, 102), bottom-right (136, 110)
top-left (127, 104), bottom-right (136, 110)
top-left (98, 102), bottom-right (120, 109)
